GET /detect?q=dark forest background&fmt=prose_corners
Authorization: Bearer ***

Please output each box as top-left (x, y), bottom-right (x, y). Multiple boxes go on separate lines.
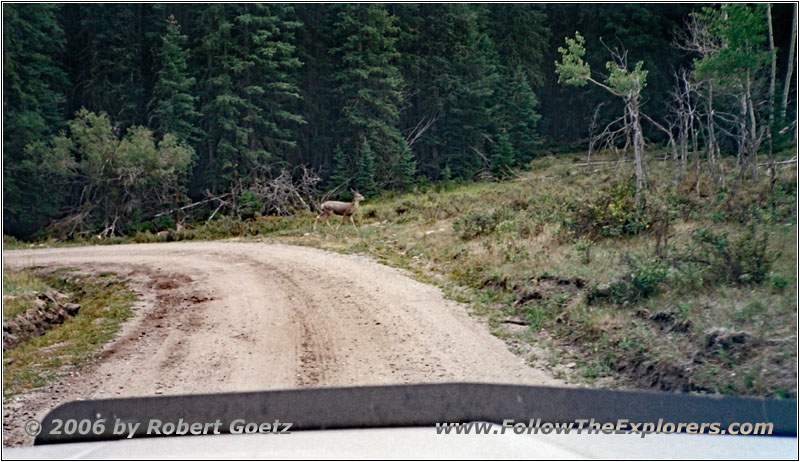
top-left (4, 4), bottom-right (797, 238)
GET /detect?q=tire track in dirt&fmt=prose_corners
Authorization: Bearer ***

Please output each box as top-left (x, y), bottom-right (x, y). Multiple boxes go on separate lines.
top-left (3, 241), bottom-right (563, 447)
top-left (256, 261), bottom-right (339, 387)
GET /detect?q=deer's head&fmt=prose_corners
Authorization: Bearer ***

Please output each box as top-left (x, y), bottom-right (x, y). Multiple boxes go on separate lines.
top-left (351, 190), bottom-right (365, 203)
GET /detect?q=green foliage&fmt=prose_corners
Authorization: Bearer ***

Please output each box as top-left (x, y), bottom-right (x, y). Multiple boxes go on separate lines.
top-left (237, 190), bottom-right (263, 220)
top-left (768, 270), bottom-right (790, 293)
top-left (153, 215), bottom-right (175, 231)
top-left (502, 67), bottom-right (542, 164)
top-left (555, 32), bottom-right (591, 86)
top-left (605, 60), bottom-right (648, 96)
top-left (692, 4), bottom-right (771, 87)
top-left (3, 4), bottom-right (68, 237)
top-left (395, 4), bottom-right (508, 180)
top-left (544, 4), bottom-right (695, 142)
top-left (43, 109), bottom-right (194, 236)
top-left (564, 179), bottom-right (652, 238)
top-left (490, 130), bottom-right (515, 178)
top-left (353, 140), bottom-right (378, 197)
top-left (392, 146), bottom-right (417, 190)
top-left (331, 4), bottom-right (411, 189)
top-left (555, 29), bottom-right (648, 200)
top-left (150, 15), bottom-right (200, 144)
top-left (484, 4), bottom-right (550, 87)
top-left (193, 4), bottom-right (304, 192)
top-left (453, 207), bottom-right (511, 240)
top-left (2, 4), bottom-right (795, 241)
top-left (588, 257), bottom-right (668, 305)
top-left (574, 237), bottom-right (594, 264)
top-left (686, 226), bottom-right (775, 285)
top-left (328, 145), bottom-right (352, 194)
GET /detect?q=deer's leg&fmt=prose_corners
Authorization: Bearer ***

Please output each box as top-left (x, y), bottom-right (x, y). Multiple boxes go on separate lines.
top-left (314, 210), bottom-right (328, 232)
top-left (336, 214), bottom-right (347, 231)
top-left (350, 215), bottom-right (359, 234)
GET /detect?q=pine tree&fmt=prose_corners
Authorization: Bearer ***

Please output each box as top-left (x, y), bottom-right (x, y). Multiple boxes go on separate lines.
top-left (149, 14), bottom-right (200, 144)
top-left (393, 145), bottom-right (417, 189)
top-left (331, 4), bottom-right (410, 189)
top-left (60, 4), bottom-right (154, 128)
top-left (353, 140), bottom-right (378, 197)
top-left (490, 130), bottom-right (515, 178)
top-left (396, 4), bottom-right (502, 180)
top-left (191, 4), bottom-right (244, 192)
top-left (191, 4), bottom-right (304, 193)
top-left (483, 4), bottom-right (550, 87)
top-left (328, 144), bottom-right (352, 194)
top-left (3, 4), bottom-right (68, 236)
top-left (236, 4), bottom-right (304, 163)
top-left (502, 66), bottom-right (542, 165)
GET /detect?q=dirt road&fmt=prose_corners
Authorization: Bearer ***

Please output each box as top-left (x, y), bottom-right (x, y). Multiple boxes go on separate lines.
top-left (3, 241), bottom-right (560, 446)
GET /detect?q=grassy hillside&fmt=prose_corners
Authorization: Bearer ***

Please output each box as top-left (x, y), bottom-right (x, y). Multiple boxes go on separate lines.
top-left (280, 151), bottom-right (797, 397)
top-left (6, 150), bottom-right (797, 397)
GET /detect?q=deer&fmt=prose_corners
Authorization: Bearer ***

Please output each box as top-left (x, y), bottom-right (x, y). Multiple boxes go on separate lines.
top-left (314, 190), bottom-right (365, 234)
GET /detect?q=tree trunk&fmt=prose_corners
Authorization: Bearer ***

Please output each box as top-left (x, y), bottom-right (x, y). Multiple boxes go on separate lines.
top-left (680, 114), bottom-right (688, 172)
top-left (691, 112), bottom-right (700, 195)
top-left (629, 97), bottom-right (647, 202)
top-left (767, 3), bottom-right (777, 189)
top-left (706, 84), bottom-right (716, 166)
top-left (745, 70), bottom-right (758, 180)
top-left (737, 93), bottom-right (747, 179)
top-left (782, 3), bottom-right (797, 119)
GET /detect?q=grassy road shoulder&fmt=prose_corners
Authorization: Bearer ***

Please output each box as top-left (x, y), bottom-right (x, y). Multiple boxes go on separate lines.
top-left (3, 268), bottom-right (136, 399)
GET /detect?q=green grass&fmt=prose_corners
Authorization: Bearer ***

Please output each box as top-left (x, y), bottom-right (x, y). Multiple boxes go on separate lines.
top-left (259, 151), bottom-right (796, 397)
top-left (3, 268), bottom-right (137, 398)
top-left (3, 270), bottom-right (52, 320)
top-left (5, 147), bottom-right (796, 397)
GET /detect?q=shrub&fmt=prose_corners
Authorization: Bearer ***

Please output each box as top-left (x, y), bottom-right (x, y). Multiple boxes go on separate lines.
top-left (686, 226), bottom-right (775, 285)
top-left (574, 237), bottom-right (594, 264)
top-left (452, 207), bottom-right (511, 240)
top-left (588, 257), bottom-right (668, 305)
top-left (709, 174), bottom-right (796, 225)
top-left (137, 221), bottom-right (156, 233)
top-left (564, 178), bottom-right (652, 238)
top-left (154, 215), bottom-right (175, 231)
top-left (238, 190), bottom-right (262, 220)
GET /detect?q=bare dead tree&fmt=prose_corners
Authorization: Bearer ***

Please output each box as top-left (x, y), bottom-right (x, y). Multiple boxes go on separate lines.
top-left (640, 111), bottom-right (679, 184)
top-left (676, 13), bottom-right (722, 178)
top-left (587, 102), bottom-right (605, 163)
top-left (246, 165), bottom-right (322, 216)
top-left (404, 115), bottom-right (438, 148)
top-left (782, 4), bottom-right (797, 121)
top-left (593, 113), bottom-right (630, 157)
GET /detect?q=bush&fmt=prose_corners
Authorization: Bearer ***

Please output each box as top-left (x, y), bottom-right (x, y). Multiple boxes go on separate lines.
top-left (138, 221), bottom-right (156, 233)
top-left (154, 215), bottom-right (175, 231)
top-left (589, 257), bottom-right (669, 305)
top-left (574, 237), bottom-right (594, 264)
top-left (452, 207), bottom-right (511, 240)
top-left (687, 226), bottom-right (775, 285)
top-left (564, 179), bottom-right (652, 238)
top-left (238, 190), bottom-right (262, 220)
top-left (709, 174), bottom-right (796, 225)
